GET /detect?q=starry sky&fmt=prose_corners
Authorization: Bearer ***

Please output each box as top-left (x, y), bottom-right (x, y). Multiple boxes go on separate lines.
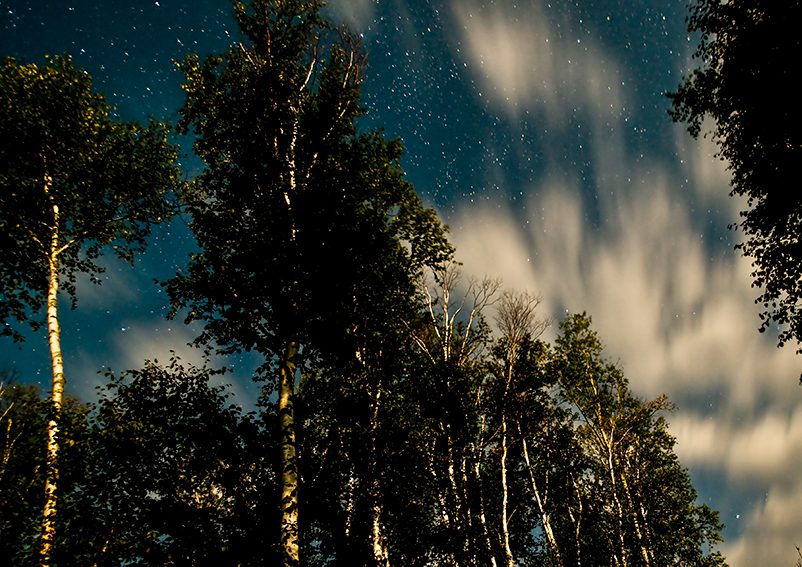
top-left (2, 1), bottom-right (801, 564)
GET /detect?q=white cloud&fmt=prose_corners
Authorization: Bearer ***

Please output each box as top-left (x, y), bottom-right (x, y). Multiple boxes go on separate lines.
top-left (450, 0), bottom-right (626, 126)
top-left (72, 262), bottom-right (141, 311)
top-left (722, 480), bottom-right (802, 565)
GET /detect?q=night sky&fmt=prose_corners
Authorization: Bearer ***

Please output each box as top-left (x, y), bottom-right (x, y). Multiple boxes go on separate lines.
top-left (2, 1), bottom-right (801, 563)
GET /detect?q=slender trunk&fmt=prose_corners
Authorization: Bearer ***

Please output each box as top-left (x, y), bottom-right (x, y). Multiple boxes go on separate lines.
top-left (566, 475), bottom-right (583, 567)
top-left (445, 429), bottom-right (464, 565)
top-left (620, 468), bottom-right (651, 566)
top-left (474, 457), bottom-right (497, 567)
top-left (520, 433), bottom-right (563, 567)
top-left (368, 383), bottom-right (390, 567)
top-left (500, 414), bottom-right (514, 567)
top-left (279, 339), bottom-right (300, 567)
top-left (606, 444), bottom-right (628, 567)
top-left (371, 500), bottom-right (390, 567)
top-left (39, 191), bottom-right (64, 567)
top-left (460, 453), bottom-right (473, 561)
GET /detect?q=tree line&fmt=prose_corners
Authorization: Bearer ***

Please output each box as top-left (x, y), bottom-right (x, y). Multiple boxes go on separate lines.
top-left (1, 0), bottom-right (728, 565)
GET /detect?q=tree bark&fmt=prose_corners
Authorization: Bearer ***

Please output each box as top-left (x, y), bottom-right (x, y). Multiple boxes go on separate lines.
top-left (474, 457), bottom-right (497, 567)
top-left (368, 382), bottom-right (390, 567)
top-left (500, 414), bottom-right (514, 567)
top-left (520, 432), bottom-right (563, 567)
top-left (279, 339), bottom-right (300, 566)
top-left (39, 193), bottom-right (64, 567)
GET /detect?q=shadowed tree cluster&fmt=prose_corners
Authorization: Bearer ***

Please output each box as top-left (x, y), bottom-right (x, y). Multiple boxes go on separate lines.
top-left (1, 1), bottom-right (727, 565)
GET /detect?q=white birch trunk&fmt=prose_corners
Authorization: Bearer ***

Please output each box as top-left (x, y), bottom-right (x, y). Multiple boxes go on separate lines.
top-left (500, 414), bottom-right (514, 567)
top-left (369, 383), bottom-right (390, 567)
top-left (520, 434), bottom-right (563, 567)
top-left (279, 339), bottom-right (300, 566)
top-left (39, 189), bottom-right (64, 567)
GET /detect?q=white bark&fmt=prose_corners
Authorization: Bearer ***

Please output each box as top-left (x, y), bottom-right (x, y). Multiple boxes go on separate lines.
top-left (520, 433), bottom-right (563, 567)
top-left (40, 185), bottom-right (64, 567)
top-left (500, 414), bottom-right (514, 567)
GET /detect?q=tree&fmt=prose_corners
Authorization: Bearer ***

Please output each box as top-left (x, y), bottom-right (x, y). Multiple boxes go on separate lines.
top-left (492, 291), bottom-right (549, 567)
top-left (409, 262), bottom-right (501, 565)
top-left (166, 1), bottom-right (450, 564)
top-left (0, 55), bottom-right (181, 563)
top-left (82, 357), bottom-right (272, 566)
top-left (668, 1), bottom-right (802, 358)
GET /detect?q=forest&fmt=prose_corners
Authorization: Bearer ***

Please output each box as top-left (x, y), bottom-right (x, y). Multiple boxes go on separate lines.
top-left (0, 0), bottom-right (762, 565)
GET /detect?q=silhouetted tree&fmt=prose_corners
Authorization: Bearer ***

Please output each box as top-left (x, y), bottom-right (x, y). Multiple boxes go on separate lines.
top-left (669, 1), bottom-right (802, 359)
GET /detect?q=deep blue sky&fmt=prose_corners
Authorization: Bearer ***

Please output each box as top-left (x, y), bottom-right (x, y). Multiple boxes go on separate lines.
top-left (2, 1), bottom-right (801, 563)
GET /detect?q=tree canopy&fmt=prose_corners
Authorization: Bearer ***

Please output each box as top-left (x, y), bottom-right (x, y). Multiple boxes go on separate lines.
top-left (0, 55), bottom-right (181, 340)
top-left (669, 0), bottom-right (802, 356)
top-left (165, 1), bottom-right (450, 563)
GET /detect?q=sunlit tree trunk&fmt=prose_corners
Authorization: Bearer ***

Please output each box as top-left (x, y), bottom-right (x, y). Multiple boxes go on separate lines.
top-left (620, 464), bottom-right (652, 566)
top-left (40, 175), bottom-right (64, 566)
top-left (279, 339), bottom-right (300, 566)
top-left (473, 456), bottom-right (497, 567)
top-left (499, 412), bottom-right (514, 567)
top-left (566, 475), bottom-right (584, 567)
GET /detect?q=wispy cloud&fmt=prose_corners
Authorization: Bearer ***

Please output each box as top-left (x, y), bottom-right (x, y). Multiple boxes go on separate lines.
top-left (325, 0), bottom-right (377, 32)
top-left (450, 0), bottom-right (625, 127)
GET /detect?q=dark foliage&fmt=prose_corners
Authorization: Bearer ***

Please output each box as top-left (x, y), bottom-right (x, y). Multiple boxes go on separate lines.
top-left (669, 0), bottom-right (802, 357)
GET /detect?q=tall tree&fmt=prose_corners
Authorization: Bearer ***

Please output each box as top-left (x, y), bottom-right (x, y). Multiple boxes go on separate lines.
top-left (491, 291), bottom-right (550, 567)
top-left (410, 262), bottom-right (500, 565)
top-left (166, 1), bottom-right (450, 564)
top-left (669, 1), bottom-right (802, 359)
top-left (0, 55), bottom-right (180, 564)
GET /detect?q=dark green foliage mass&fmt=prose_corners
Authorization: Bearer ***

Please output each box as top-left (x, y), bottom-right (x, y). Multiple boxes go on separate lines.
top-left (669, 0), bottom-right (802, 356)
top-left (0, 380), bottom-right (91, 566)
top-left (83, 358), bottom-right (275, 566)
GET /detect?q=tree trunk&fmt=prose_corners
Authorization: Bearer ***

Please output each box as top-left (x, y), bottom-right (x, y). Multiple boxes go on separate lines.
top-left (39, 195), bottom-right (64, 567)
top-left (500, 414), bottom-right (514, 567)
top-left (620, 468), bottom-right (652, 566)
top-left (607, 444), bottom-right (629, 567)
top-left (368, 382), bottom-right (390, 567)
top-left (520, 432), bottom-right (563, 567)
top-left (474, 457), bottom-right (497, 567)
top-left (566, 475), bottom-right (583, 567)
top-left (279, 339), bottom-right (300, 566)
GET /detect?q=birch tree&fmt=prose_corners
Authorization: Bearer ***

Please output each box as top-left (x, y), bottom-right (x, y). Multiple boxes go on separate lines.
top-left (166, 2), bottom-right (450, 564)
top-left (410, 262), bottom-right (500, 564)
top-left (0, 55), bottom-right (180, 565)
top-left (492, 291), bottom-right (552, 567)
top-left (553, 314), bottom-right (727, 566)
